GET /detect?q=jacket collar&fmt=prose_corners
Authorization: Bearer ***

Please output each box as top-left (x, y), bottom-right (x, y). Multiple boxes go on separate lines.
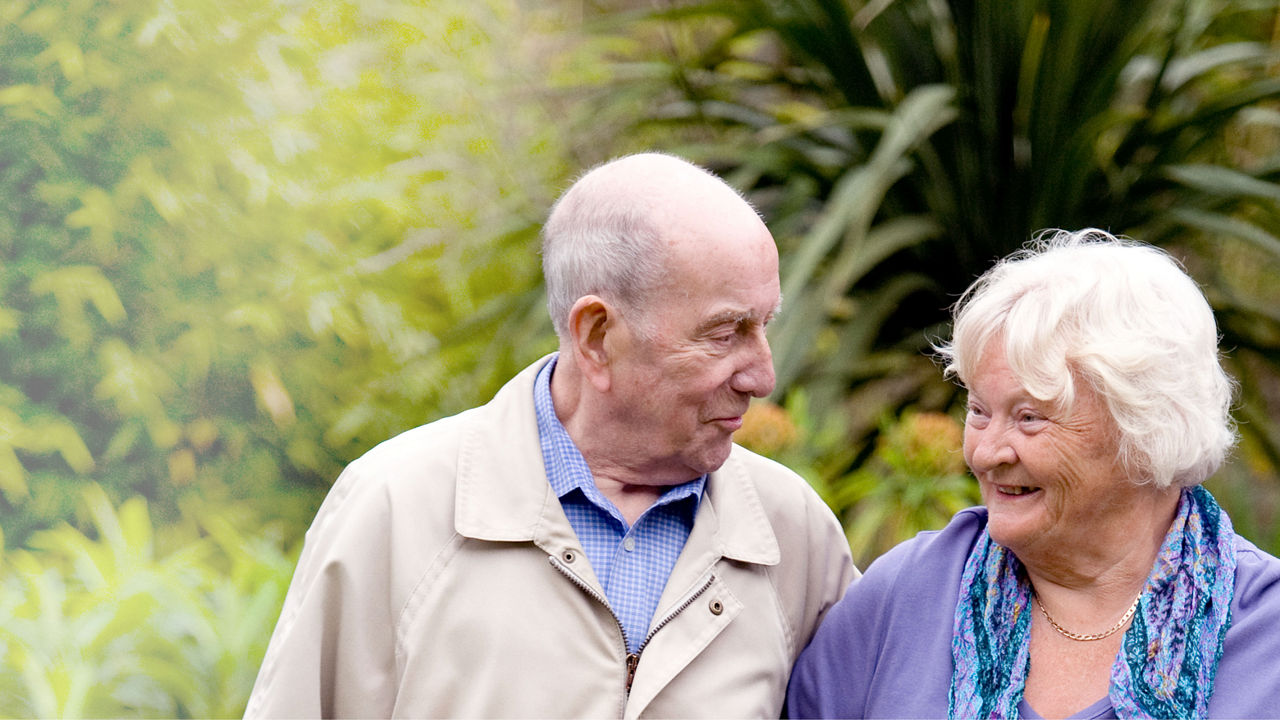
top-left (453, 355), bottom-right (779, 566)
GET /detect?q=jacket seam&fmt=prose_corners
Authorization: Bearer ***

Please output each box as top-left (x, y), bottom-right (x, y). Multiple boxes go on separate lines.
top-left (764, 561), bottom-right (799, 657)
top-left (395, 532), bottom-right (467, 668)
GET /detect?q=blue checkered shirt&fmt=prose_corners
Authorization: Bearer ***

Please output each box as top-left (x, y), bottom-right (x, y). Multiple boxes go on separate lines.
top-left (534, 355), bottom-right (704, 653)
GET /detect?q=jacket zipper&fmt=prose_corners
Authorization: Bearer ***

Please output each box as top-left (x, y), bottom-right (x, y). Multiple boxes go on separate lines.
top-left (636, 572), bottom-right (716, 655)
top-left (549, 556), bottom-right (718, 697)
top-left (548, 556), bottom-right (638, 696)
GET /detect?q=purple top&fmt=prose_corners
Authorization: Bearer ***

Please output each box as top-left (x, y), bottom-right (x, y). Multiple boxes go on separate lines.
top-left (787, 507), bottom-right (1280, 719)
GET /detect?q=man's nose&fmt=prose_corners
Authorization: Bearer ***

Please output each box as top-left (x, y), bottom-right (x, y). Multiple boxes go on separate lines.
top-left (730, 328), bottom-right (775, 397)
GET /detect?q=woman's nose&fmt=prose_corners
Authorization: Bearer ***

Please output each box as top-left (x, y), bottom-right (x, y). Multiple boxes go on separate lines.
top-left (965, 423), bottom-right (1017, 472)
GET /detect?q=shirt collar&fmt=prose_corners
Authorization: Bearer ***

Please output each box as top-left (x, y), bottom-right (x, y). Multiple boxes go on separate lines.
top-left (454, 355), bottom-right (778, 565)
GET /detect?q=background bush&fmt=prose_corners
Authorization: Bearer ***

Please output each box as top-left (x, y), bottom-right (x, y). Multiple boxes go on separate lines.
top-left (2, 0), bottom-right (576, 713)
top-left (596, 0), bottom-right (1280, 556)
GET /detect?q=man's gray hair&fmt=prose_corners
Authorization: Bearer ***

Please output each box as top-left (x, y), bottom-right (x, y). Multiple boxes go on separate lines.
top-left (935, 228), bottom-right (1237, 488)
top-left (540, 153), bottom-right (732, 340)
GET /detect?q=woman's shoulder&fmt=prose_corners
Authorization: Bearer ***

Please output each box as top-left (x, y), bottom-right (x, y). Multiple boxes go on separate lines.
top-left (1210, 534), bottom-right (1280, 713)
top-left (1230, 533), bottom-right (1280, 614)
top-left (862, 506), bottom-right (988, 588)
top-left (805, 507), bottom-right (986, 632)
top-left (786, 507), bottom-right (986, 718)
top-left (841, 505), bottom-right (989, 641)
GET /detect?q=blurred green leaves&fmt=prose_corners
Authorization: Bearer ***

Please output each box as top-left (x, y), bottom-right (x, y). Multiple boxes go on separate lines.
top-left (740, 398), bottom-right (978, 567)
top-left (1, 0), bottom-right (575, 542)
top-left (0, 484), bottom-right (295, 717)
top-left (2, 3), bottom-right (584, 711)
top-left (605, 0), bottom-right (1280, 546)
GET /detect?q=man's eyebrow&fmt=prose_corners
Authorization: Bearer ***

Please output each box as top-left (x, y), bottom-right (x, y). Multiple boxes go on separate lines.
top-left (697, 304), bottom-right (780, 333)
top-left (695, 310), bottom-right (748, 334)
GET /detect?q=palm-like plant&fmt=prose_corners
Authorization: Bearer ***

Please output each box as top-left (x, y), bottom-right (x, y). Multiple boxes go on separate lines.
top-left (597, 0), bottom-right (1280, 549)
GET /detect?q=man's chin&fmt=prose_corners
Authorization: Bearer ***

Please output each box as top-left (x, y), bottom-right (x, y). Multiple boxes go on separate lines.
top-left (689, 442), bottom-right (734, 476)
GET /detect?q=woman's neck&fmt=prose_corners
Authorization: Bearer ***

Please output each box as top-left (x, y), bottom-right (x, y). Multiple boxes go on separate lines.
top-left (1022, 488), bottom-right (1180, 625)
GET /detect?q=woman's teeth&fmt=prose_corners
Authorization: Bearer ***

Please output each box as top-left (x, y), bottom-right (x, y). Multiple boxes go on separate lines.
top-left (998, 485), bottom-right (1035, 495)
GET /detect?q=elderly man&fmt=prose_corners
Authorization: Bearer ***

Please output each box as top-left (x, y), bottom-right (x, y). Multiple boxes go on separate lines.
top-left (245, 153), bottom-right (855, 718)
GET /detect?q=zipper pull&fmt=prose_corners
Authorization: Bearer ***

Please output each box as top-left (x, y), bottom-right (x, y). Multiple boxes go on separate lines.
top-left (625, 653), bottom-right (640, 693)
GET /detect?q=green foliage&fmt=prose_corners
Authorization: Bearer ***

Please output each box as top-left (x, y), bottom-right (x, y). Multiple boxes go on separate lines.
top-left (1, 0), bottom-right (604, 713)
top-left (0, 484), bottom-right (295, 717)
top-left (828, 411), bottom-right (977, 567)
top-left (1, 0), bottom-right (570, 544)
top-left (603, 0), bottom-right (1280, 552)
top-left (740, 397), bottom-right (978, 567)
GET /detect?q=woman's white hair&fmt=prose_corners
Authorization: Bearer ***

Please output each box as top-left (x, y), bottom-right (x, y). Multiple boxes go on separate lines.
top-left (935, 228), bottom-right (1237, 488)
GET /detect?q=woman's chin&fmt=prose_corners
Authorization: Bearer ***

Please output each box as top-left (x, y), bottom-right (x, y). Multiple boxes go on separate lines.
top-left (984, 499), bottom-right (1047, 553)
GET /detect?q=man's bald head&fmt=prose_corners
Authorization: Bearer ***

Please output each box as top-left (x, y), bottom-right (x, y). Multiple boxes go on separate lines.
top-left (541, 153), bottom-right (764, 339)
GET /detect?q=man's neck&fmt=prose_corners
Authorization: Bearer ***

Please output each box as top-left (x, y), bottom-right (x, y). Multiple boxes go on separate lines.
top-left (594, 478), bottom-right (666, 527)
top-left (549, 353), bottom-right (688, 525)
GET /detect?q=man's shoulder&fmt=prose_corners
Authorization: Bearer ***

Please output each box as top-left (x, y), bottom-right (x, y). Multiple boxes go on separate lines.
top-left (719, 444), bottom-right (854, 578)
top-left (724, 443), bottom-right (817, 499)
top-left (346, 356), bottom-right (549, 488)
top-left (720, 444), bottom-right (840, 537)
top-left (306, 412), bottom-right (475, 542)
top-left (352, 408), bottom-right (476, 474)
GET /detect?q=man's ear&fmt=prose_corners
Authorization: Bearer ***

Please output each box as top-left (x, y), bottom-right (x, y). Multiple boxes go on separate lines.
top-left (566, 295), bottom-right (614, 393)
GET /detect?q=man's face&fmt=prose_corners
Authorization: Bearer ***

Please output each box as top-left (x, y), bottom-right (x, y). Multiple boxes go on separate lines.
top-left (608, 224), bottom-right (780, 483)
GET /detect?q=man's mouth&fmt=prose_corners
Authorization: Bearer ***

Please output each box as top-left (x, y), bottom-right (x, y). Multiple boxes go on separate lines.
top-left (715, 416), bottom-right (744, 431)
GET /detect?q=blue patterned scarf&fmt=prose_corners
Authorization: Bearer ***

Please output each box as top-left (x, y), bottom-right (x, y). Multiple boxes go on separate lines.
top-left (948, 486), bottom-right (1236, 718)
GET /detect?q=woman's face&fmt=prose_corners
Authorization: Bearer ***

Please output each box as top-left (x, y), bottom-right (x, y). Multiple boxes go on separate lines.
top-left (962, 341), bottom-right (1168, 569)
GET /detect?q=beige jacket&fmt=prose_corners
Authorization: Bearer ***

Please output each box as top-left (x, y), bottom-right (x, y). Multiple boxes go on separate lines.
top-left (245, 356), bottom-right (856, 719)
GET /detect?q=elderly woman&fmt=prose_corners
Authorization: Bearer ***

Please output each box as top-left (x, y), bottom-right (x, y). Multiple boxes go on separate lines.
top-left (787, 230), bottom-right (1280, 718)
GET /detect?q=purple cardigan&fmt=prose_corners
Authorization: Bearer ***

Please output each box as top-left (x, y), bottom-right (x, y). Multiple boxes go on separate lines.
top-left (787, 506), bottom-right (1280, 719)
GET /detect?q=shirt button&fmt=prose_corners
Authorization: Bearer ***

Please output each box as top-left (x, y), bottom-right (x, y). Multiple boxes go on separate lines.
top-left (623, 537), bottom-right (636, 552)
top-left (709, 599), bottom-right (724, 615)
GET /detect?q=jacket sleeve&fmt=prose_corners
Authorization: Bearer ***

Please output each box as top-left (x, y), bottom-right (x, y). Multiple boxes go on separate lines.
top-left (244, 461), bottom-right (401, 719)
top-left (797, 487), bottom-right (859, 656)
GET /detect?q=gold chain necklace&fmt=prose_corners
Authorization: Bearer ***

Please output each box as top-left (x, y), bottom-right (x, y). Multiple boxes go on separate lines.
top-left (1034, 592), bottom-right (1141, 642)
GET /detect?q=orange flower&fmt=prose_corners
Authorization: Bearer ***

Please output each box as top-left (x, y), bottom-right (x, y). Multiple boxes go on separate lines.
top-left (736, 401), bottom-right (799, 456)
